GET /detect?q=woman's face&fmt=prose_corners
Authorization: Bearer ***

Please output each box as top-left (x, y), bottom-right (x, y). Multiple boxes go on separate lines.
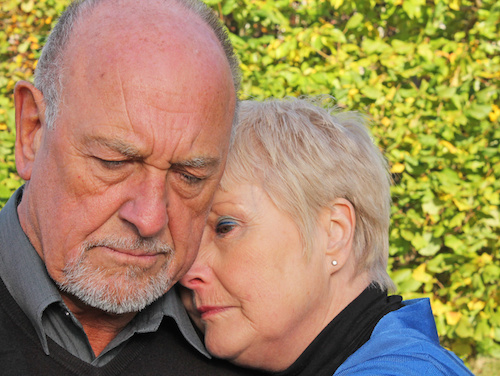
top-left (180, 182), bottom-right (335, 371)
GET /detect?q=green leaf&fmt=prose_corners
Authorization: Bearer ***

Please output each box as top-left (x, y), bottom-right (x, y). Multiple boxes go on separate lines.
top-left (345, 13), bottom-right (363, 30)
top-left (361, 86), bottom-right (383, 100)
top-left (466, 104), bottom-right (492, 120)
top-left (422, 199), bottom-right (441, 216)
top-left (435, 85), bottom-right (456, 99)
top-left (221, 0), bottom-right (236, 15)
top-left (418, 241), bottom-right (441, 256)
top-left (20, 0), bottom-right (34, 13)
top-left (456, 317), bottom-right (475, 338)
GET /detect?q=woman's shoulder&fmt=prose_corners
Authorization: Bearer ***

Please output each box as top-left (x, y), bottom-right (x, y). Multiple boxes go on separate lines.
top-left (333, 298), bottom-right (474, 376)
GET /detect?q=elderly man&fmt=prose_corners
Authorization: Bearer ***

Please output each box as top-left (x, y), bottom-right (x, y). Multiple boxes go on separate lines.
top-left (0, 0), bottom-right (256, 374)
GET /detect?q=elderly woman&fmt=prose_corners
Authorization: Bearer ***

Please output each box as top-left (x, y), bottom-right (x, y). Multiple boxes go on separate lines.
top-left (179, 98), bottom-right (473, 375)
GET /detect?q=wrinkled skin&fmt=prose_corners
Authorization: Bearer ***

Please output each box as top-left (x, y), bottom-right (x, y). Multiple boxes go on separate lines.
top-left (181, 181), bottom-right (368, 371)
top-left (14, 0), bottom-right (236, 355)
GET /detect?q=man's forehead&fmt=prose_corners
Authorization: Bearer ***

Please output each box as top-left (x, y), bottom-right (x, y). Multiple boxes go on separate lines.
top-left (60, 1), bottom-right (235, 116)
top-left (65, 0), bottom-right (223, 64)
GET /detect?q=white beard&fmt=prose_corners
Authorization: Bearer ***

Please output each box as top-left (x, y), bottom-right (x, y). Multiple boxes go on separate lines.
top-left (57, 237), bottom-right (174, 314)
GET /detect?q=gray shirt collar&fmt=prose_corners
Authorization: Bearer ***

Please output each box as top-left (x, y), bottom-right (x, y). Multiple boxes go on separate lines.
top-left (0, 187), bottom-right (209, 359)
top-left (0, 187), bottom-right (60, 353)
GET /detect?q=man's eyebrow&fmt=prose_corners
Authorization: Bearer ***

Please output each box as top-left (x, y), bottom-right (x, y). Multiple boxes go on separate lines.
top-left (87, 136), bottom-right (143, 158)
top-left (87, 136), bottom-right (221, 169)
top-left (172, 157), bottom-right (221, 170)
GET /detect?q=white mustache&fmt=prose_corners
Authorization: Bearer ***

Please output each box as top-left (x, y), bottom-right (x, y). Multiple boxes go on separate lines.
top-left (82, 237), bottom-right (173, 255)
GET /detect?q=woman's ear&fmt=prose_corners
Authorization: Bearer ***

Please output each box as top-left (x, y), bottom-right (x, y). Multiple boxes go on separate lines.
top-left (323, 198), bottom-right (355, 272)
top-left (14, 80), bottom-right (46, 181)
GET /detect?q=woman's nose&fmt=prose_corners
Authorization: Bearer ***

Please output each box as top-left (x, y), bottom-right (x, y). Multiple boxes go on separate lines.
top-left (180, 230), bottom-right (213, 290)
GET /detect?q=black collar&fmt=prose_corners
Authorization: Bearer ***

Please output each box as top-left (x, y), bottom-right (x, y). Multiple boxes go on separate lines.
top-left (270, 285), bottom-right (403, 376)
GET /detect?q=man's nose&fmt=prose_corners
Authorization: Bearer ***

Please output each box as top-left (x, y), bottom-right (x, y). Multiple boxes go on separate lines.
top-left (118, 176), bottom-right (168, 238)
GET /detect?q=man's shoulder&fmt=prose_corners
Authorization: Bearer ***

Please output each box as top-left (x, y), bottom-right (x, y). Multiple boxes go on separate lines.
top-left (334, 298), bottom-right (474, 376)
top-left (0, 187), bottom-right (24, 247)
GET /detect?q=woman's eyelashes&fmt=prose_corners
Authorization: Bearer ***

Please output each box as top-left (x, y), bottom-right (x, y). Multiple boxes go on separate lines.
top-left (215, 216), bottom-right (238, 237)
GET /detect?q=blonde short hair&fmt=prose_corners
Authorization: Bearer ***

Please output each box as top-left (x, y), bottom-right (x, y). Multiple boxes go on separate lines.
top-left (221, 97), bottom-right (395, 291)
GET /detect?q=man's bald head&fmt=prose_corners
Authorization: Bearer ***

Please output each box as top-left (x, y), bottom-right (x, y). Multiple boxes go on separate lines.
top-left (34, 0), bottom-right (240, 129)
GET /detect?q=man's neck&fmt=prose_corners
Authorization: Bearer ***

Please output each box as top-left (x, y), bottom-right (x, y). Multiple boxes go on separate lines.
top-left (61, 293), bottom-right (137, 357)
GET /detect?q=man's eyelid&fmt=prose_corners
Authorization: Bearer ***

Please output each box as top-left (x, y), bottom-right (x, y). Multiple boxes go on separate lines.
top-left (94, 157), bottom-right (133, 171)
top-left (180, 171), bottom-right (203, 185)
top-left (95, 156), bottom-right (131, 163)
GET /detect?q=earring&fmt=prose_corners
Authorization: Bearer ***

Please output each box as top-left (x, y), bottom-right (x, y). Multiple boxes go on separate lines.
top-left (331, 260), bottom-right (338, 266)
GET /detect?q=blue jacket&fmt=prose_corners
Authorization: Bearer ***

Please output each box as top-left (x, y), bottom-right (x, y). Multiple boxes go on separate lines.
top-left (334, 299), bottom-right (474, 375)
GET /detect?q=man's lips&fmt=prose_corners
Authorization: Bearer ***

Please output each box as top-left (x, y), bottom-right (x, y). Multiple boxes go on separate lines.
top-left (102, 246), bottom-right (163, 257)
top-left (98, 246), bottom-right (164, 267)
top-left (197, 305), bottom-right (233, 319)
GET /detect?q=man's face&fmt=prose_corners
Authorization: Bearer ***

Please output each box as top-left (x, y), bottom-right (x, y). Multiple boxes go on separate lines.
top-left (17, 3), bottom-right (236, 314)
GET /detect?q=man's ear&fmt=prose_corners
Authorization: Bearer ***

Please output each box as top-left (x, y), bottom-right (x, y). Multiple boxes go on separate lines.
top-left (324, 198), bottom-right (356, 272)
top-left (14, 80), bottom-right (46, 181)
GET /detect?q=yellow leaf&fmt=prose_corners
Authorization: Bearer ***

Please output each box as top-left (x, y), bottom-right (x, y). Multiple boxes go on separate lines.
top-left (20, 0), bottom-right (35, 13)
top-left (489, 104), bottom-right (500, 122)
top-left (412, 263), bottom-right (433, 283)
top-left (453, 198), bottom-right (472, 211)
top-left (381, 117), bottom-right (391, 127)
top-left (449, 0), bottom-right (461, 11)
top-left (480, 311), bottom-right (490, 319)
top-left (439, 140), bottom-right (457, 154)
top-left (449, 52), bottom-right (457, 65)
top-left (445, 311), bottom-right (462, 326)
top-left (386, 87), bottom-right (397, 102)
top-left (431, 299), bottom-right (448, 316)
top-left (477, 253), bottom-right (493, 266)
top-left (330, 0), bottom-right (344, 9)
top-left (348, 88), bottom-right (359, 97)
top-left (391, 162), bottom-right (405, 173)
top-left (467, 300), bottom-right (486, 311)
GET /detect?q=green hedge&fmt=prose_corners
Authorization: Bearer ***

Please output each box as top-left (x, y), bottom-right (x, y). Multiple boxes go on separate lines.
top-left (1, 0), bottom-right (499, 363)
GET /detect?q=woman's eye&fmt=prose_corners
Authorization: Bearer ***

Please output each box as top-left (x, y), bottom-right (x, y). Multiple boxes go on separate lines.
top-left (215, 217), bottom-right (237, 236)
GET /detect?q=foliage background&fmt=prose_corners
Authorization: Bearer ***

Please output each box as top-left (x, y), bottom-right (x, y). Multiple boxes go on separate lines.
top-left (1, 0), bottom-right (499, 370)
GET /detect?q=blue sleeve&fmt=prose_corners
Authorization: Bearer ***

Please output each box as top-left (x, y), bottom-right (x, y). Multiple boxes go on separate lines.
top-left (333, 300), bottom-right (475, 376)
top-left (334, 353), bottom-right (474, 376)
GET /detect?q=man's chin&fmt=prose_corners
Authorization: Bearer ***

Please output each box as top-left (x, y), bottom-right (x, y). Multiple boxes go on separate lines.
top-left (58, 264), bottom-right (173, 314)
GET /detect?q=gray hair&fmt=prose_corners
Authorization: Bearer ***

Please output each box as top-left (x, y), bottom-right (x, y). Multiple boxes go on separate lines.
top-left (221, 97), bottom-right (395, 291)
top-left (34, 0), bottom-right (241, 129)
